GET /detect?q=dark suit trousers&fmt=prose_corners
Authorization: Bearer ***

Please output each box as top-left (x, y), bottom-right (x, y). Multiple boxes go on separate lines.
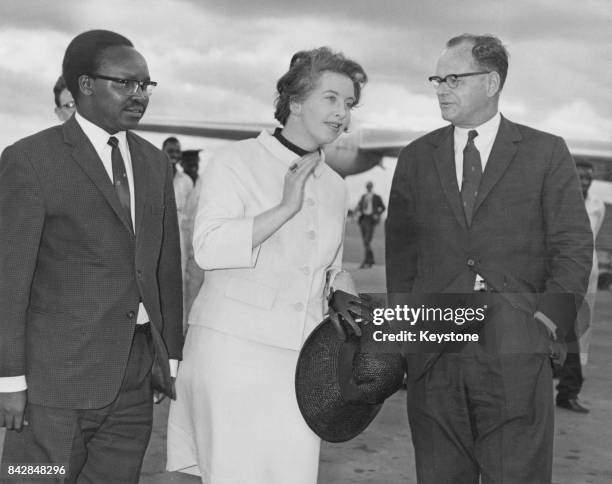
top-left (556, 325), bottom-right (583, 402)
top-left (406, 306), bottom-right (554, 484)
top-left (358, 215), bottom-right (377, 264)
top-left (1, 327), bottom-right (154, 484)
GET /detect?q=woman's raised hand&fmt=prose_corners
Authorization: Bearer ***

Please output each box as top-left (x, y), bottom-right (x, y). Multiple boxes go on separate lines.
top-left (280, 152), bottom-right (320, 215)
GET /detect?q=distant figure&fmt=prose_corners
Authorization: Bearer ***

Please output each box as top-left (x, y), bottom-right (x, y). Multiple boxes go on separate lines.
top-left (556, 160), bottom-right (606, 413)
top-left (356, 181), bottom-right (385, 268)
top-left (181, 149), bottom-right (201, 185)
top-left (52, 75), bottom-right (75, 122)
top-left (180, 177), bottom-right (205, 333)
top-left (163, 137), bottom-right (194, 333)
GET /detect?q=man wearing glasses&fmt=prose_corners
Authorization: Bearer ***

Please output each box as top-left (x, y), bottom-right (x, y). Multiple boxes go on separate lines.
top-left (0, 30), bottom-right (182, 482)
top-left (52, 75), bottom-right (75, 122)
top-left (386, 34), bottom-right (592, 483)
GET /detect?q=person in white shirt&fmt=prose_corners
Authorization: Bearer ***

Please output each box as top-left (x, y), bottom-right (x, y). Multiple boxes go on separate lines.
top-left (556, 160), bottom-right (606, 413)
top-left (167, 47), bottom-right (369, 483)
top-left (355, 181), bottom-right (385, 268)
top-left (53, 75), bottom-right (76, 122)
top-left (162, 136), bottom-right (195, 332)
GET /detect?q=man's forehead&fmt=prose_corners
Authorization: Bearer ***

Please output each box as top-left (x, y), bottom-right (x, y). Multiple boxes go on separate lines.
top-left (98, 45), bottom-right (148, 73)
top-left (436, 43), bottom-right (476, 72)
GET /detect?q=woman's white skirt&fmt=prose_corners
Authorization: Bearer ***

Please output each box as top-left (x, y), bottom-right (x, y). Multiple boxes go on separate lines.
top-left (167, 325), bottom-right (320, 483)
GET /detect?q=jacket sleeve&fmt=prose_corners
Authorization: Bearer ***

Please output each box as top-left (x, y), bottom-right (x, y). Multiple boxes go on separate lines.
top-left (193, 156), bottom-right (261, 270)
top-left (157, 160), bottom-right (184, 360)
top-left (0, 145), bottom-right (45, 378)
top-left (537, 136), bottom-right (593, 338)
top-left (385, 147), bottom-right (418, 296)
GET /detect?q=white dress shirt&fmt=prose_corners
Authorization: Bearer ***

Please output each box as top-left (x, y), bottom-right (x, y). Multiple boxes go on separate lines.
top-left (453, 111), bottom-right (501, 189)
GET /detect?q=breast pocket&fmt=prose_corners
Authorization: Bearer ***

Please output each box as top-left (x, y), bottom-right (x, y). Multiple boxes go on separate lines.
top-left (224, 277), bottom-right (278, 310)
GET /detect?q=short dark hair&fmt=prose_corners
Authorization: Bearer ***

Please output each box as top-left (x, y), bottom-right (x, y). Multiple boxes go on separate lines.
top-left (274, 47), bottom-right (367, 126)
top-left (447, 34), bottom-right (509, 89)
top-left (62, 30), bottom-right (133, 103)
top-left (53, 75), bottom-right (67, 107)
top-left (162, 137), bottom-right (180, 149)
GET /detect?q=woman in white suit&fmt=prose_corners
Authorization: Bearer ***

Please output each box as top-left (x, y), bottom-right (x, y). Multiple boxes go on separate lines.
top-left (167, 47), bottom-right (368, 483)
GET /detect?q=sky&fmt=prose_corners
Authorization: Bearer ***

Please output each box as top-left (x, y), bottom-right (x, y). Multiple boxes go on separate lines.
top-left (1, 0), bottom-right (611, 202)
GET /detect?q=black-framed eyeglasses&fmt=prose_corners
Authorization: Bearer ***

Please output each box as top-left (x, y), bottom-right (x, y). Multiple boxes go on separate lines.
top-left (60, 101), bottom-right (75, 110)
top-left (428, 71), bottom-right (490, 89)
top-left (90, 74), bottom-right (158, 96)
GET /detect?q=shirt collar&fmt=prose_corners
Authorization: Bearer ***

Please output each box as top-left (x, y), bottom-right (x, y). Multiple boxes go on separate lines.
top-left (257, 129), bottom-right (326, 178)
top-left (74, 111), bottom-right (127, 152)
top-left (454, 111), bottom-right (501, 147)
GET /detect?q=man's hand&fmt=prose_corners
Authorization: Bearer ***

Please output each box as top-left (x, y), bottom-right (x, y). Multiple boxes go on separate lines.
top-left (154, 377), bottom-right (176, 404)
top-left (550, 341), bottom-right (568, 374)
top-left (0, 390), bottom-right (27, 430)
top-left (328, 290), bottom-right (373, 340)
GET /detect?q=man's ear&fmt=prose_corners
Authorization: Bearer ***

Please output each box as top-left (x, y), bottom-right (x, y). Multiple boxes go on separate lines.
top-left (78, 75), bottom-right (94, 96)
top-left (486, 71), bottom-right (501, 97)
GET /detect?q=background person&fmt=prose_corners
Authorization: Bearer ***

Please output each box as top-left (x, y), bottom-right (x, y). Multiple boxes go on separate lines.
top-left (385, 34), bottom-right (592, 483)
top-left (180, 149), bottom-right (201, 185)
top-left (166, 47), bottom-right (368, 483)
top-left (163, 136), bottom-right (194, 333)
top-left (556, 160), bottom-right (606, 413)
top-left (53, 75), bottom-right (75, 122)
top-left (355, 180), bottom-right (385, 268)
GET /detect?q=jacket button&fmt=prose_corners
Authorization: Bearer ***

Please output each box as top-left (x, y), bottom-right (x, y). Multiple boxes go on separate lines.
top-left (294, 303), bottom-right (304, 311)
top-left (467, 259), bottom-right (475, 267)
top-left (306, 198), bottom-right (315, 206)
top-left (307, 231), bottom-right (316, 240)
top-left (302, 267), bottom-right (311, 275)
top-left (127, 311), bottom-right (136, 319)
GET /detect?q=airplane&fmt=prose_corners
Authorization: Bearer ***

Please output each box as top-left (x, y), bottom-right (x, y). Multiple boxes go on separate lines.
top-left (136, 118), bottom-right (612, 179)
top-left (136, 119), bottom-right (422, 177)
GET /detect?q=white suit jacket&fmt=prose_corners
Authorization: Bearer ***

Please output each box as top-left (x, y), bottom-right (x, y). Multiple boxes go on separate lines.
top-left (189, 130), bottom-right (347, 350)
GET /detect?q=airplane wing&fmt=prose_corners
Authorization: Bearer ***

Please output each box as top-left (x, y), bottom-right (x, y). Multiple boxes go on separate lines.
top-left (136, 119), bottom-right (275, 140)
top-left (135, 118), bottom-right (612, 177)
top-left (135, 119), bottom-right (423, 176)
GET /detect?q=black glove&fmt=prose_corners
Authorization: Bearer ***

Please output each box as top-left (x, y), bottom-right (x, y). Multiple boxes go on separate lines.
top-left (328, 290), bottom-right (373, 340)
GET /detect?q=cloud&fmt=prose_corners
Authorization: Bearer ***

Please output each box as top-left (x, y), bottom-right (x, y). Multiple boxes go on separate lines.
top-left (0, 0), bottom-right (609, 151)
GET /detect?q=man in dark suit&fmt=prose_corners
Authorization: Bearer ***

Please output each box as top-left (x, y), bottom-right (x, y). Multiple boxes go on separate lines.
top-left (356, 181), bottom-right (385, 268)
top-left (386, 34), bottom-right (592, 483)
top-left (0, 30), bottom-right (182, 482)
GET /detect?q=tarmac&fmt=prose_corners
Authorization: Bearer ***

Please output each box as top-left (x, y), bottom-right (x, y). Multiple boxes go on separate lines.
top-left (3, 225), bottom-right (612, 483)
top-left (138, 262), bottom-right (612, 484)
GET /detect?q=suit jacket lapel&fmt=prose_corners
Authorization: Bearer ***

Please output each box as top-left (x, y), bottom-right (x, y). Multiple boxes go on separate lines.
top-left (127, 132), bottom-right (149, 239)
top-left (432, 126), bottom-right (467, 230)
top-left (63, 117), bottom-right (134, 236)
top-left (473, 116), bottom-right (521, 215)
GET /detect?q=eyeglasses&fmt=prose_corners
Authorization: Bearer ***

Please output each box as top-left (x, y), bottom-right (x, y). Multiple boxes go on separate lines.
top-left (60, 101), bottom-right (75, 110)
top-left (90, 74), bottom-right (158, 96)
top-left (428, 71), bottom-right (490, 89)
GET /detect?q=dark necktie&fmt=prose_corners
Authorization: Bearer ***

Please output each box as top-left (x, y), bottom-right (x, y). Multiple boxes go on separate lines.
top-left (461, 130), bottom-right (482, 225)
top-left (107, 136), bottom-right (132, 229)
